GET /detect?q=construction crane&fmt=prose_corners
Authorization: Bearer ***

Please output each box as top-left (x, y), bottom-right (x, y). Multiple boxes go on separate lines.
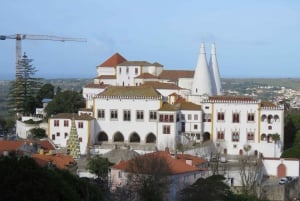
top-left (0, 34), bottom-right (87, 79)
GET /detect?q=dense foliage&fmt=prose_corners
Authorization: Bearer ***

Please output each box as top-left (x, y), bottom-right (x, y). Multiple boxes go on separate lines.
top-left (0, 156), bottom-right (103, 201)
top-left (45, 90), bottom-right (85, 117)
top-left (282, 112), bottom-right (300, 158)
top-left (28, 127), bottom-right (47, 139)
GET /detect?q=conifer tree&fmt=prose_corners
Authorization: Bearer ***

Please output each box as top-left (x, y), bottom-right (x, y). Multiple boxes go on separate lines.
top-left (7, 53), bottom-right (42, 116)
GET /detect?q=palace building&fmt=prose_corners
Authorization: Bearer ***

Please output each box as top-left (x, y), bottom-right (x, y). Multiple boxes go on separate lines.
top-left (48, 43), bottom-right (284, 158)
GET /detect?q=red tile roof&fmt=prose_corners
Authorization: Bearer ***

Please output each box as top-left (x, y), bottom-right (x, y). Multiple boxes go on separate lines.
top-left (98, 53), bottom-right (127, 67)
top-left (112, 150), bottom-right (206, 175)
top-left (32, 153), bottom-right (75, 170)
top-left (261, 101), bottom-right (277, 107)
top-left (159, 70), bottom-right (194, 82)
top-left (84, 83), bottom-right (109, 89)
top-left (0, 141), bottom-right (24, 155)
top-left (142, 81), bottom-right (181, 90)
top-left (135, 73), bottom-right (158, 79)
top-left (179, 102), bottom-right (202, 110)
top-left (208, 96), bottom-right (256, 102)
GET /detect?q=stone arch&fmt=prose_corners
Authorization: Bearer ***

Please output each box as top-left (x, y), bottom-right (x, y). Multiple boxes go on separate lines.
top-left (239, 149), bottom-right (243, 155)
top-left (203, 132), bottom-right (210, 141)
top-left (113, 132), bottom-right (124, 142)
top-left (277, 164), bottom-right (286, 178)
top-left (267, 134), bottom-right (273, 143)
top-left (146, 133), bottom-right (156, 143)
top-left (129, 132), bottom-right (140, 143)
top-left (97, 131), bottom-right (108, 142)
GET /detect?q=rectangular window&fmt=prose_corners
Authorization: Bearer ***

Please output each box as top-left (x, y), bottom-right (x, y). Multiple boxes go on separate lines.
top-left (247, 113), bottom-right (255, 122)
top-left (232, 131), bottom-right (239, 142)
top-left (232, 113), bottom-right (240, 123)
top-left (163, 125), bottom-right (171, 134)
top-left (110, 110), bottom-right (118, 120)
top-left (52, 134), bottom-right (55, 140)
top-left (194, 114), bottom-right (198, 120)
top-left (126, 67), bottom-right (129, 74)
top-left (217, 131), bottom-right (224, 140)
top-left (118, 171), bottom-right (122, 178)
top-left (188, 114), bottom-right (192, 120)
top-left (79, 137), bottom-right (82, 142)
top-left (78, 122), bottom-right (84, 128)
top-left (97, 109), bottom-right (105, 119)
top-left (54, 120), bottom-right (59, 127)
top-left (149, 111), bottom-right (157, 120)
top-left (64, 120), bottom-right (69, 127)
top-left (169, 115), bottom-right (174, 122)
top-left (194, 124), bottom-right (198, 130)
top-left (181, 114), bottom-right (185, 120)
top-left (136, 110), bottom-right (144, 120)
top-left (123, 110), bottom-right (131, 121)
top-left (119, 67), bottom-right (121, 74)
top-left (247, 132), bottom-right (254, 141)
top-left (217, 112), bottom-right (225, 121)
top-left (64, 132), bottom-right (68, 138)
top-left (56, 132), bottom-right (60, 137)
top-left (135, 68), bottom-right (138, 75)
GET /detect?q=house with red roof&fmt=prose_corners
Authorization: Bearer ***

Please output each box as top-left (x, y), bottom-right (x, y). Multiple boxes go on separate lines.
top-left (110, 148), bottom-right (208, 201)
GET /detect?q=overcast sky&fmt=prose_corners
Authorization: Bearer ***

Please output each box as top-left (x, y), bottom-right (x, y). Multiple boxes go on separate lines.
top-left (0, 0), bottom-right (299, 79)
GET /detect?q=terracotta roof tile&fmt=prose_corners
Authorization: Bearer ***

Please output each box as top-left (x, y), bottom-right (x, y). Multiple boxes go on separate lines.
top-left (159, 70), bottom-right (194, 82)
top-left (97, 85), bottom-right (162, 97)
top-left (50, 113), bottom-right (95, 120)
top-left (84, 83), bottom-right (109, 89)
top-left (98, 53), bottom-right (127, 67)
top-left (261, 101), bottom-right (277, 107)
top-left (142, 81), bottom-right (181, 90)
top-left (112, 151), bottom-right (206, 175)
top-left (179, 102), bottom-right (201, 110)
top-left (135, 73), bottom-right (158, 79)
top-left (95, 75), bottom-right (116, 79)
top-left (208, 96), bottom-right (256, 102)
top-left (159, 102), bottom-right (178, 111)
top-left (0, 141), bottom-right (24, 155)
top-left (118, 61), bottom-right (152, 66)
top-left (32, 153), bottom-right (75, 170)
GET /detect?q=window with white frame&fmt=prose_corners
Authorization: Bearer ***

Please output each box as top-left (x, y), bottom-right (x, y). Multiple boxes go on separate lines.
top-left (110, 110), bottom-right (118, 120)
top-left (78, 122), bottom-right (84, 128)
top-left (247, 132), bottom-right (254, 141)
top-left (97, 109), bottom-right (105, 119)
top-left (123, 110), bottom-right (131, 121)
top-left (64, 120), bottom-right (69, 127)
top-left (163, 125), bottom-right (171, 134)
top-left (217, 131), bottom-right (225, 140)
top-left (149, 111), bottom-right (157, 120)
top-left (136, 110), bottom-right (144, 120)
top-left (247, 113), bottom-right (255, 122)
top-left (217, 112), bottom-right (225, 121)
top-left (54, 120), bottom-right (59, 127)
top-left (232, 131), bottom-right (239, 142)
top-left (232, 113), bottom-right (240, 123)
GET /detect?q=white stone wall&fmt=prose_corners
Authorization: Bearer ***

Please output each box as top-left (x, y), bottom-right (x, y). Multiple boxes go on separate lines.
top-left (263, 158), bottom-right (300, 177)
top-left (93, 97), bottom-right (161, 144)
top-left (116, 65), bottom-right (141, 86)
top-left (97, 66), bottom-right (115, 77)
top-left (82, 87), bottom-right (105, 109)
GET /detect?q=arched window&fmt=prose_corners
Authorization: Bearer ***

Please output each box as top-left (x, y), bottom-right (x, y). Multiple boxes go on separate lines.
top-left (261, 114), bottom-right (267, 122)
top-left (203, 132), bottom-right (210, 141)
top-left (97, 131), bottom-right (108, 142)
top-left (113, 132), bottom-right (124, 142)
top-left (146, 133), bottom-right (156, 143)
top-left (129, 132), bottom-right (140, 143)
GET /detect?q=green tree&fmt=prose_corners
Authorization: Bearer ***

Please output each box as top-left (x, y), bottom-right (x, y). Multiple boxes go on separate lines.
top-left (7, 53), bottom-right (42, 116)
top-left (180, 175), bottom-right (232, 201)
top-left (45, 90), bottom-right (85, 117)
top-left (281, 130), bottom-right (300, 158)
top-left (0, 155), bottom-right (103, 201)
top-left (87, 156), bottom-right (111, 179)
top-left (36, 83), bottom-right (55, 107)
top-left (28, 127), bottom-right (47, 139)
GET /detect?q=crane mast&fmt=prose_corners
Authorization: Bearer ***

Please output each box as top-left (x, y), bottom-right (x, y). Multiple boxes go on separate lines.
top-left (0, 33), bottom-right (87, 79)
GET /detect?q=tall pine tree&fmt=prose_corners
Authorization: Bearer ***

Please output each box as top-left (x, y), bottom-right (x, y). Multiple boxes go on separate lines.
top-left (8, 53), bottom-right (42, 116)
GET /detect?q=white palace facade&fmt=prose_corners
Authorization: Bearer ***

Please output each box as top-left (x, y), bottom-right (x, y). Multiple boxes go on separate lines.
top-left (48, 43), bottom-right (284, 158)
